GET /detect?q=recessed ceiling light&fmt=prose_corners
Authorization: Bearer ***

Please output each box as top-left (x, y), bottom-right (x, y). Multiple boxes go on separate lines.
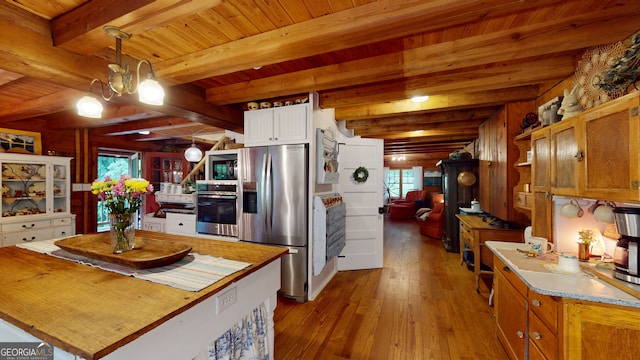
top-left (411, 96), bottom-right (429, 103)
top-left (138, 130), bottom-right (150, 135)
top-left (253, 66), bottom-right (262, 70)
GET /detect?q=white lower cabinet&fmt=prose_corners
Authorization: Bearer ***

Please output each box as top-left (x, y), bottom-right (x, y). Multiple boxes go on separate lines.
top-left (165, 213), bottom-right (196, 235)
top-left (1, 215), bottom-right (76, 247)
top-left (143, 213), bottom-right (166, 232)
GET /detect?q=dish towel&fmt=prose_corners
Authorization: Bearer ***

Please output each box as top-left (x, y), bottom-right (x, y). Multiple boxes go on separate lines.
top-left (17, 239), bottom-right (251, 292)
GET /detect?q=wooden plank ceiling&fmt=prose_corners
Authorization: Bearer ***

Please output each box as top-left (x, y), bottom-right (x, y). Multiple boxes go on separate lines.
top-left (0, 0), bottom-right (638, 162)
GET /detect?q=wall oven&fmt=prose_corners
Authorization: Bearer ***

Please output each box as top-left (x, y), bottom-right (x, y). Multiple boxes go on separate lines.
top-left (196, 181), bottom-right (238, 237)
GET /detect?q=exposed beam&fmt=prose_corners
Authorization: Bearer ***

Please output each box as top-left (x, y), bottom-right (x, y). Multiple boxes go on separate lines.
top-left (336, 87), bottom-right (538, 121)
top-left (52, 0), bottom-right (224, 53)
top-left (157, 0), bottom-right (565, 85)
top-left (205, 6), bottom-right (640, 105)
top-left (320, 56), bottom-right (575, 108)
top-left (345, 108), bottom-right (498, 130)
top-left (0, 88), bottom-right (84, 122)
top-left (355, 120), bottom-right (485, 137)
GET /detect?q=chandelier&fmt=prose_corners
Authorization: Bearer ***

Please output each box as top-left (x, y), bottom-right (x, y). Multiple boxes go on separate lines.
top-left (76, 26), bottom-right (165, 118)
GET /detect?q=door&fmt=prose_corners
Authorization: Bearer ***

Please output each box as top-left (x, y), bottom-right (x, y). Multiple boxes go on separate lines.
top-left (337, 137), bottom-right (384, 271)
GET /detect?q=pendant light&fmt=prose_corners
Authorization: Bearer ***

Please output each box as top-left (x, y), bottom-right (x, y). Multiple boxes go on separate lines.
top-left (184, 136), bottom-right (203, 162)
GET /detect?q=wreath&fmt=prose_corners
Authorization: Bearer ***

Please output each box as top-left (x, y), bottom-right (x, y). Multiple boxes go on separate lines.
top-left (353, 166), bottom-right (369, 183)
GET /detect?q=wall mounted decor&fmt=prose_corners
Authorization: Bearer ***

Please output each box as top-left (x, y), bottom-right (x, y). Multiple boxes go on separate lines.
top-left (0, 128), bottom-right (42, 155)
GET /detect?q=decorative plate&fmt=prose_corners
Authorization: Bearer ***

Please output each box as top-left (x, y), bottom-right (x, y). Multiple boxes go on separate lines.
top-left (574, 43), bottom-right (625, 110)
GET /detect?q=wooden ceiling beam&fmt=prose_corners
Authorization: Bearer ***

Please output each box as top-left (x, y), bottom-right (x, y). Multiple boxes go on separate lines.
top-left (355, 120), bottom-right (485, 137)
top-left (337, 87), bottom-right (538, 121)
top-left (158, 0), bottom-right (564, 85)
top-left (320, 56), bottom-right (575, 108)
top-left (0, 88), bottom-right (84, 122)
top-left (345, 108), bottom-right (498, 129)
top-left (205, 6), bottom-right (640, 105)
top-left (51, 0), bottom-right (224, 53)
top-left (89, 116), bottom-right (195, 136)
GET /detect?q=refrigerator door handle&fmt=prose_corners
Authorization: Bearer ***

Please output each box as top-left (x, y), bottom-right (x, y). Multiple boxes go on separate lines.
top-left (260, 153), bottom-right (269, 233)
top-left (265, 152), bottom-right (272, 236)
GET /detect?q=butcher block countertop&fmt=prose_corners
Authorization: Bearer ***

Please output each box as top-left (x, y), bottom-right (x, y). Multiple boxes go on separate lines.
top-left (0, 230), bottom-right (287, 359)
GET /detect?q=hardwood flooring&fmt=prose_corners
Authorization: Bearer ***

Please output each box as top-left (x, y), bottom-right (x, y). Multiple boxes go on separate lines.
top-left (273, 216), bottom-right (509, 360)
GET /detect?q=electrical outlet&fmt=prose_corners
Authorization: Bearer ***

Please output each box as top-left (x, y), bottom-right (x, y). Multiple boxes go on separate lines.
top-left (216, 287), bottom-right (237, 314)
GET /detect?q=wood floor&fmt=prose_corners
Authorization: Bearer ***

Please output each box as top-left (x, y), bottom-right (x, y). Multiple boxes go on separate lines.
top-left (273, 216), bottom-right (509, 360)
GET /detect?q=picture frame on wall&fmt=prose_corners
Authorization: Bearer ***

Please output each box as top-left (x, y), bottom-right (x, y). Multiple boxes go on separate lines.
top-left (0, 128), bottom-right (42, 155)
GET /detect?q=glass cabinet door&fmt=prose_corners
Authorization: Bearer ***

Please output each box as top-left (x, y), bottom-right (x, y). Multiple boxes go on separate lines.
top-left (1, 162), bottom-right (47, 217)
top-left (52, 162), bottom-right (68, 214)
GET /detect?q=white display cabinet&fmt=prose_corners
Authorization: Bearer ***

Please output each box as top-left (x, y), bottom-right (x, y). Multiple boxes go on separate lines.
top-left (1, 153), bottom-right (75, 246)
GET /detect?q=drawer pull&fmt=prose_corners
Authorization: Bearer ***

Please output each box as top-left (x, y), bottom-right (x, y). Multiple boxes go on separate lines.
top-left (516, 331), bottom-right (524, 339)
top-left (503, 266), bottom-right (511, 273)
top-left (532, 299), bottom-right (541, 307)
top-left (532, 332), bottom-right (541, 340)
top-left (178, 222), bottom-right (184, 226)
top-left (22, 236), bottom-right (36, 242)
top-left (22, 224), bottom-right (36, 229)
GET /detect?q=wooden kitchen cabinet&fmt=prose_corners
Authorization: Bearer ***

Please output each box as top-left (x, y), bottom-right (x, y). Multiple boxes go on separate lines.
top-left (478, 101), bottom-right (533, 223)
top-left (563, 299), bottom-right (640, 359)
top-left (528, 291), bottom-right (559, 360)
top-left (494, 257), bottom-right (527, 360)
top-left (244, 104), bottom-right (310, 146)
top-left (550, 117), bottom-right (580, 196)
top-left (529, 91), bottom-right (640, 204)
top-left (531, 128), bottom-right (553, 241)
top-left (457, 215), bottom-right (523, 292)
top-left (579, 91), bottom-right (640, 201)
top-left (494, 256), bottom-right (560, 360)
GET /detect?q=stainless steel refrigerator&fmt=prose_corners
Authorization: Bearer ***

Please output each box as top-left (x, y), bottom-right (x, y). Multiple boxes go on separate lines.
top-left (238, 144), bottom-right (308, 302)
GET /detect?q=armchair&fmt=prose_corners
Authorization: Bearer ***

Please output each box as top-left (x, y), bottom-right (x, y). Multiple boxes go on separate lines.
top-left (420, 201), bottom-right (445, 239)
top-left (389, 190), bottom-right (428, 219)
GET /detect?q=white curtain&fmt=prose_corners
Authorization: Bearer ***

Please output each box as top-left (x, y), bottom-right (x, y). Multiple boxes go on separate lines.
top-left (412, 166), bottom-right (423, 190)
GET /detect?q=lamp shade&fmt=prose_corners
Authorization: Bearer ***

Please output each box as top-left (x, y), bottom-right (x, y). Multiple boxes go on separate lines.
top-left (138, 78), bottom-right (165, 106)
top-left (184, 144), bottom-right (203, 162)
top-left (76, 95), bottom-right (103, 118)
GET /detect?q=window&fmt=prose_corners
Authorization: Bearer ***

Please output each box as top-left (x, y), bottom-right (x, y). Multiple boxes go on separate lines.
top-left (385, 169), bottom-right (415, 200)
top-left (96, 151), bottom-right (141, 231)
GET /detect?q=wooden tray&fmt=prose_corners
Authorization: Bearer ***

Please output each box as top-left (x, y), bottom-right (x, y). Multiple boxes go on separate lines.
top-left (54, 233), bottom-right (192, 269)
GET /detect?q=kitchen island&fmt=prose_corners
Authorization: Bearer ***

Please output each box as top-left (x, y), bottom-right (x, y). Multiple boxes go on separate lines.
top-left (0, 230), bottom-right (287, 360)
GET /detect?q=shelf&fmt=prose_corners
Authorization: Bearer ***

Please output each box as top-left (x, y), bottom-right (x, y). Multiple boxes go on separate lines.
top-left (515, 124), bottom-right (543, 140)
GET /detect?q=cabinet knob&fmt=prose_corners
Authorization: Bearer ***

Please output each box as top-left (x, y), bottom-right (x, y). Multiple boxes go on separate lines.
top-left (516, 331), bottom-right (524, 339)
top-left (574, 150), bottom-right (584, 162)
top-left (532, 332), bottom-right (542, 340)
top-left (178, 222), bottom-right (184, 226)
top-left (503, 266), bottom-right (511, 273)
top-left (532, 299), bottom-right (541, 307)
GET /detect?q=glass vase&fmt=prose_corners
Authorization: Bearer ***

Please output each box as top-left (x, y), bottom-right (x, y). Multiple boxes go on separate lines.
top-left (109, 213), bottom-right (135, 253)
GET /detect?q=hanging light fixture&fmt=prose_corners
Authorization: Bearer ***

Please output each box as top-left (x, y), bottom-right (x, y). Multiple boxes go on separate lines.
top-left (76, 26), bottom-right (165, 118)
top-left (184, 135), bottom-right (203, 162)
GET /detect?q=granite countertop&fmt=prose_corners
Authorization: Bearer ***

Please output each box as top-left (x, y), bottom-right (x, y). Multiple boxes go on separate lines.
top-left (486, 241), bottom-right (640, 308)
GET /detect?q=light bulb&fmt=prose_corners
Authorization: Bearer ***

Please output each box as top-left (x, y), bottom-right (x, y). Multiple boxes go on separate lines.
top-left (76, 95), bottom-right (103, 118)
top-left (138, 78), bottom-right (165, 105)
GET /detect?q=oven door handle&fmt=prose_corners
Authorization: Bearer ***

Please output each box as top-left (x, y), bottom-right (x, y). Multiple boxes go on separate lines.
top-left (198, 194), bottom-right (237, 200)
